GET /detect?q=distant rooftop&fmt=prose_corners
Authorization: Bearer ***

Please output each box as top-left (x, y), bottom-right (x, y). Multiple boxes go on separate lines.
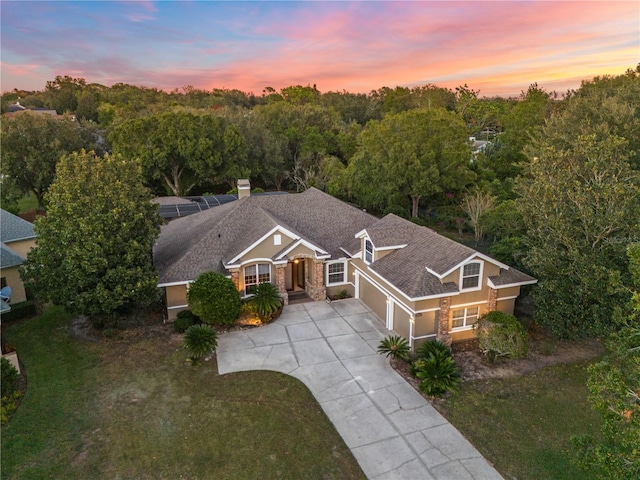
top-left (0, 209), bottom-right (36, 243)
top-left (155, 191), bottom-right (289, 219)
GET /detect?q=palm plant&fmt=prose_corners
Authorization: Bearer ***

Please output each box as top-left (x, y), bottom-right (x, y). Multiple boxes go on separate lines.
top-left (249, 282), bottom-right (283, 322)
top-left (377, 335), bottom-right (411, 362)
top-left (183, 324), bottom-right (218, 364)
top-left (415, 339), bottom-right (451, 360)
top-left (411, 351), bottom-right (461, 398)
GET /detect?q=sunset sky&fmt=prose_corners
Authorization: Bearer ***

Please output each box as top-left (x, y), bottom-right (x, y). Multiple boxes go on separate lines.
top-left (1, 1), bottom-right (638, 98)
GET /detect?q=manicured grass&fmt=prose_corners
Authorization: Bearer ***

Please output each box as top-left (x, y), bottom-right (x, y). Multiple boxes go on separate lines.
top-left (17, 193), bottom-right (38, 214)
top-left (437, 361), bottom-right (603, 480)
top-left (1, 307), bottom-right (365, 479)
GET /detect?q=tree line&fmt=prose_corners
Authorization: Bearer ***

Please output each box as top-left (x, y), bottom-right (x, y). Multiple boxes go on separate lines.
top-left (3, 67), bottom-right (639, 478)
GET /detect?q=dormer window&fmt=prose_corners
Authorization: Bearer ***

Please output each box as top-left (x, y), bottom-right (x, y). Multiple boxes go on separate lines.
top-left (364, 239), bottom-right (374, 264)
top-left (461, 261), bottom-right (482, 290)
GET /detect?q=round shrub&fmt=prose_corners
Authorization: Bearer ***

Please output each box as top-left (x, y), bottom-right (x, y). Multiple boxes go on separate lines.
top-left (174, 310), bottom-right (199, 333)
top-left (475, 311), bottom-right (529, 360)
top-left (249, 282), bottom-right (282, 322)
top-left (187, 272), bottom-right (241, 325)
top-left (183, 324), bottom-right (218, 363)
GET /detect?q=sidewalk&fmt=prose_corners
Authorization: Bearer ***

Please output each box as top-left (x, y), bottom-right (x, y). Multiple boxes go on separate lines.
top-left (217, 299), bottom-right (503, 480)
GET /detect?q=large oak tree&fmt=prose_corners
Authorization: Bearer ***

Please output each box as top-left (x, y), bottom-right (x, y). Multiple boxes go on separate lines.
top-left (348, 107), bottom-right (475, 217)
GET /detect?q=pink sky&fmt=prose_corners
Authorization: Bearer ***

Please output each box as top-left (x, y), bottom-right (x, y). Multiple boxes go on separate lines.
top-left (1, 1), bottom-right (638, 97)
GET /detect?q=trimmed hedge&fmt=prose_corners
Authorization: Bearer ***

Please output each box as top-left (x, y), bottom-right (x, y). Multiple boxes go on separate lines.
top-left (475, 311), bottom-right (529, 360)
top-left (173, 310), bottom-right (199, 333)
top-left (1, 301), bottom-right (37, 322)
top-left (187, 272), bottom-right (241, 325)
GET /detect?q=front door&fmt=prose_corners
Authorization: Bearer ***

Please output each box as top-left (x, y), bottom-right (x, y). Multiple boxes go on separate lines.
top-left (292, 260), bottom-right (305, 290)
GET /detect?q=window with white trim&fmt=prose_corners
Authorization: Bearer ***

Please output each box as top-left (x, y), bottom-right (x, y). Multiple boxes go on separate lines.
top-left (451, 306), bottom-right (479, 329)
top-left (364, 239), bottom-right (373, 264)
top-left (461, 262), bottom-right (481, 290)
top-left (326, 261), bottom-right (346, 285)
top-left (244, 263), bottom-right (270, 295)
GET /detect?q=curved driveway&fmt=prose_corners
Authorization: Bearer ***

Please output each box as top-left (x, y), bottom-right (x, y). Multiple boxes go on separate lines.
top-left (217, 299), bottom-right (503, 480)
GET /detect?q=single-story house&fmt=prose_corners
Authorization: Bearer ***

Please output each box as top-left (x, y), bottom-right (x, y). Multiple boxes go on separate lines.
top-left (0, 209), bottom-right (37, 305)
top-left (154, 181), bottom-right (536, 347)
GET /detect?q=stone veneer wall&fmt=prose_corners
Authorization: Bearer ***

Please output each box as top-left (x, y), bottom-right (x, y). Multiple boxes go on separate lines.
top-left (437, 296), bottom-right (452, 345)
top-left (275, 264), bottom-right (289, 305)
top-left (487, 287), bottom-right (498, 312)
top-left (305, 259), bottom-right (326, 301)
top-left (229, 269), bottom-right (240, 291)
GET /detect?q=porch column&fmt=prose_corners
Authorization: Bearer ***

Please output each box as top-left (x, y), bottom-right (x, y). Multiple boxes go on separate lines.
top-left (275, 264), bottom-right (289, 305)
top-left (487, 287), bottom-right (498, 312)
top-left (437, 296), bottom-right (452, 346)
top-left (305, 259), bottom-right (326, 301)
top-left (229, 268), bottom-right (241, 293)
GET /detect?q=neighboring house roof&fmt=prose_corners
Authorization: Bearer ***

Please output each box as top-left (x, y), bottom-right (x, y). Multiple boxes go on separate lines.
top-left (154, 188), bottom-right (377, 284)
top-left (0, 242), bottom-right (25, 269)
top-left (0, 209), bottom-right (36, 243)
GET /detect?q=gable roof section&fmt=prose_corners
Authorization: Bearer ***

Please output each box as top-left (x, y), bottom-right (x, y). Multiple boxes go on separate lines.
top-left (0, 209), bottom-right (35, 243)
top-left (357, 214), bottom-right (418, 248)
top-left (489, 268), bottom-right (537, 288)
top-left (366, 218), bottom-right (528, 299)
top-left (251, 188), bottom-right (377, 259)
top-left (369, 233), bottom-right (461, 298)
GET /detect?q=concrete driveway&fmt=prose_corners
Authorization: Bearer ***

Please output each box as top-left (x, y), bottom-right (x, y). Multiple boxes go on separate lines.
top-left (217, 299), bottom-right (502, 480)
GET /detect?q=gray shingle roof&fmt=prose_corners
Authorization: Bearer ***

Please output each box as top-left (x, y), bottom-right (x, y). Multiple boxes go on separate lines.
top-left (153, 188), bottom-right (536, 296)
top-left (0, 209), bottom-right (35, 243)
top-left (154, 188), bottom-right (377, 284)
top-left (364, 214), bottom-right (422, 248)
top-left (1, 242), bottom-right (25, 268)
top-left (490, 268), bottom-right (537, 287)
top-left (365, 215), bottom-right (476, 277)
top-left (370, 233), bottom-right (462, 298)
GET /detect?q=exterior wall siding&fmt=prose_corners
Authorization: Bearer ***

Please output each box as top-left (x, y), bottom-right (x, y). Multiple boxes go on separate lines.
top-left (326, 283), bottom-right (355, 298)
top-left (497, 286), bottom-right (521, 299)
top-left (358, 275), bottom-right (387, 324)
top-left (165, 284), bottom-right (189, 321)
top-left (166, 284), bottom-right (188, 308)
top-left (237, 232), bottom-right (295, 263)
top-left (496, 298), bottom-right (516, 314)
top-left (5, 238), bottom-right (35, 259)
top-left (414, 310), bottom-right (438, 338)
top-left (2, 266), bottom-right (27, 303)
top-left (283, 244), bottom-right (318, 259)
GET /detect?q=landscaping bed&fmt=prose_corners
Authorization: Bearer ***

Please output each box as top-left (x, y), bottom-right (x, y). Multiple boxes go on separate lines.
top-left (386, 331), bottom-right (605, 480)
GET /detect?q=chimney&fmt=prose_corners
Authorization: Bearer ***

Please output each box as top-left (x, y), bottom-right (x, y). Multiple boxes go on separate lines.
top-left (237, 179), bottom-right (250, 200)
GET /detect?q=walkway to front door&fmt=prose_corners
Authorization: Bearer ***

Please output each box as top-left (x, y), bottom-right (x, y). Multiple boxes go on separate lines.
top-left (217, 299), bottom-right (503, 480)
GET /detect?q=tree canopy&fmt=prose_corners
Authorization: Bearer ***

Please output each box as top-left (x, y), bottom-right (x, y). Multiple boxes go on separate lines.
top-left (348, 107), bottom-right (475, 217)
top-left (21, 150), bottom-right (162, 319)
top-left (0, 112), bottom-right (98, 210)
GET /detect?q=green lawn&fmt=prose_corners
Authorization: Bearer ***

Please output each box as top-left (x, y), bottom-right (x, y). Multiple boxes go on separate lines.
top-left (1, 307), bottom-right (365, 479)
top-left (16, 193), bottom-right (38, 213)
top-left (437, 361), bottom-right (603, 480)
